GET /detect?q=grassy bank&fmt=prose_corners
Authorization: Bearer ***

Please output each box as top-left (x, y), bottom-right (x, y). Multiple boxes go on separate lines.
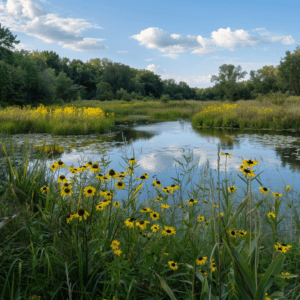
top-left (1, 97), bottom-right (300, 135)
top-left (0, 142), bottom-right (299, 299)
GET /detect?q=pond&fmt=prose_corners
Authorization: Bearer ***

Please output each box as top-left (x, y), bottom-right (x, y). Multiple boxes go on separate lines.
top-left (2, 119), bottom-right (300, 204)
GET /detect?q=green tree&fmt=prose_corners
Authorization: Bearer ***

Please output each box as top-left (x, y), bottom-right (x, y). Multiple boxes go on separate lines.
top-left (0, 61), bottom-right (13, 104)
top-left (277, 46), bottom-right (300, 96)
top-left (95, 82), bottom-right (114, 101)
top-left (211, 64), bottom-right (247, 101)
top-left (37, 68), bottom-right (57, 103)
top-left (30, 50), bottom-right (61, 76)
top-left (0, 23), bottom-right (20, 50)
top-left (55, 72), bottom-right (80, 102)
top-left (135, 70), bottom-right (163, 98)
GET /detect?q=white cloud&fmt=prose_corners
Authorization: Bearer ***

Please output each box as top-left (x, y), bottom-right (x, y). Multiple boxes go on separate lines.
top-left (146, 64), bottom-right (166, 74)
top-left (162, 53), bottom-right (178, 59)
top-left (0, 0), bottom-right (107, 51)
top-left (13, 41), bottom-right (34, 51)
top-left (117, 50), bottom-right (128, 53)
top-left (132, 26), bottom-right (295, 56)
top-left (145, 58), bottom-right (154, 61)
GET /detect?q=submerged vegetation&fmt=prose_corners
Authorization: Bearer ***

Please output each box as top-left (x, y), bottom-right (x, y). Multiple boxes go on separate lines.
top-left (0, 141), bottom-right (299, 300)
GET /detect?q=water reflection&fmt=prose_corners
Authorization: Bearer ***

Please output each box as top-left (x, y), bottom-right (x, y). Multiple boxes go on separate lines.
top-left (2, 121), bottom-right (300, 198)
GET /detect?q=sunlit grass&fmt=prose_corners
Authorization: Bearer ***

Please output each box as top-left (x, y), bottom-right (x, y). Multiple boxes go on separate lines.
top-left (0, 140), bottom-right (299, 299)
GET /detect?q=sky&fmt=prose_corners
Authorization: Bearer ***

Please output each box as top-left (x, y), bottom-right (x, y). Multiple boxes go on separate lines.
top-left (0, 0), bottom-right (299, 88)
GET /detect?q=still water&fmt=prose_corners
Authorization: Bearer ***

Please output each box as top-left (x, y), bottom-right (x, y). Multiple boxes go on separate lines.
top-left (4, 120), bottom-right (300, 203)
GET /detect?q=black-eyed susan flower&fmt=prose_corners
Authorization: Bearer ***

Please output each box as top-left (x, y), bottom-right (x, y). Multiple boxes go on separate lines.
top-left (282, 272), bottom-right (290, 276)
top-left (272, 192), bottom-right (283, 198)
top-left (228, 186), bottom-right (237, 193)
top-left (204, 199), bottom-right (210, 204)
top-left (95, 173), bottom-right (104, 180)
top-left (199, 269), bottom-right (207, 277)
top-left (86, 162), bottom-right (93, 168)
top-left (152, 180), bottom-right (162, 188)
top-left (209, 259), bottom-right (216, 272)
top-left (125, 166), bottom-right (135, 174)
top-left (104, 192), bottom-right (113, 200)
top-left (213, 204), bottom-right (219, 208)
top-left (75, 208), bottom-right (89, 221)
top-left (40, 186), bottom-right (49, 194)
top-left (125, 218), bottom-right (136, 228)
top-left (129, 158), bottom-right (136, 165)
top-left (267, 212), bottom-right (276, 218)
top-left (58, 175), bottom-right (68, 183)
top-left (168, 261), bottom-right (178, 270)
top-left (197, 216), bottom-right (205, 223)
top-left (70, 168), bottom-right (78, 174)
top-left (242, 159), bottom-right (259, 168)
top-left (100, 199), bottom-right (111, 207)
top-left (79, 165), bottom-right (89, 172)
top-left (154, 196), bottom-right (163, 202)
top-left (240, 168), bottom-right (256, 178)
top-left (179, 205), bottom-right (184, 209)
top-left (229, 229), bottom-right (237, 238)
top-left (66, 213), bottom-right (72, 223)
top-left (68, 166), bottom-right (75, 171)
top-left (60, 182), bottom-right (71, 190)
top-left (259, 187), bottom-right (269, 195)
top-left (265, 293), bottom-right (271, 300)
top-left (55, 160), bottom-right (66, 168)
top-left (162, 187), bottom-right (172, 194)
top-left (115, 181), bottom-right (126, 190)
top-left (220, 152), bottom-right (232, 158)
top-left (162, 226), bottom-right (176, 236)
top-left (106, 169), bottom-right (119, 180)
top-left (95, 204), bottom-right (104, 211)
top-left (150, 212), bottom-right (159, 220)
top-left (141, 207), bottom-right (151, 213)
top-left (161, 204), bottom-right (170, 209)
top-left (136, 220), bottom-right (150, 230)
top-left (238, 230), bottom-right (247, 237)
top-left (196, 256), bottom-right (208, 265)
top-left (110, 240), bottom-right (120, 250)
top-left (50, 163), bottom-right (57, 172)
top-left (136, 174), bottom-right (148, 181)
top-left (61, 188), bottom-right (73, 197)
top-left (113, 202), bottom-right (120, 208)
top-left (90, 164), bottom-right (100, 173)
top-left (286, 185), bottom-right (290, 191)
top-left (186, 198), bottom-right (198, 205)
top-left (84, 186), bottom-right (96, 197)
top-left (166, 187), bottom-right (174, 194)
top-left (151, 224), bottom-right (160, 232)
top-left (119, 171), bottom-right (128, 176)
top-left (114, 249), bottom-right (122, 256)
top-left (274, 242), bottom-right (292, 253)
top-left (169, 184), bottom-right (180, 191)
top-left (219, 212), bottom-right (224, 217)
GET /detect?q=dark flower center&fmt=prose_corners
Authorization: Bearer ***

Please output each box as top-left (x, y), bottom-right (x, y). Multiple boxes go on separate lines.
top-left (139, 221), bottom-right (145, 225)
top-left (42, 187), bottom-right (47, 190)
top-left (109, 169), bottom-right (116, 176)
top-left (157, 181), bottom-right (161, 184)
top-left (240, 232), bottom-right (245, 235)
top-left (231, 231), bottom-right (235, 235)
top-left (166, 230), bottom-right (171, 233)
top-left (58, 161), bottom-right (63, 165)
top-left (281, 243), bottom-right (287, 246)
top-left (278, 247), bottom-right (283, 251)
top-left (117, 182), bottom-right (123, 186)
top-left (129, 218), bottom-right (136, 222)
top-left (88, 189), bottom-right (92, 193)
top-left (198, 256), bottom-right (203, 260)
top-left (130, 158), bottom-right (135, 160)
top-left (65, 188), bottom-right (70, 193)
top-left (92, 164), bottom-right (98, 168)
top-left (263, 187), bottom-right (268, 191)
top-left (230, 187), bottom-right (234, 191)
top-left (106, 192), bottom-right (111, 196)
top-left (59, 175), bottom-right (65, 179)
top-left (247, 160), bottom-right (254, 164)
top-left (140, 175), bottom-right (146, 179)
top-left (88, 162), bottom-right (92, 165)
top-left (171, 263), bottom-right (175, 267)
top-left (225, 153), bottom-right (229, 155)
top-left (153, 214), bottom-right (157, 217)
top-left (244, 169), bottom-right (251, 173)
top-left (97, 173), bottom-right (103, 176)
top-left (190, 199), bottom-right (195, 202)
top-left (78, 208), bottom-right (85, 216)
top-left (66, 213), bottom-right (71, 218)
top-left (171, 184), bottom-right (175, 187)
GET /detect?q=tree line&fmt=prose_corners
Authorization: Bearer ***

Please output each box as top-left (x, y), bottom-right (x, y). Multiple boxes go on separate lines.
top-left (1, 23), bottom-right (300, 107)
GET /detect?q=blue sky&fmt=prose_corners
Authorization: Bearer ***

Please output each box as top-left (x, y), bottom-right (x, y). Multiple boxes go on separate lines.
top-left (0, 0), bottom-right (299, 88)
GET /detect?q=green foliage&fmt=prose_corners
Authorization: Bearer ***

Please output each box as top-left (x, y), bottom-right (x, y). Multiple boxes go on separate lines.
top-left (96, 82), bottom-right (114, 101)
top-left (160, 94), bottom-right (171, 103)
top-left (0, 23), bottom-right (20, 51)
top-left (278, 46), bottom-right (300, 96)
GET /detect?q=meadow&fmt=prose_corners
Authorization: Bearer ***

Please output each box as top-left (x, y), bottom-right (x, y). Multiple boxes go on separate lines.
top-left (1, 93), bottom-right (300, 135)
top-left (0, 139), bottom-right (300, 300)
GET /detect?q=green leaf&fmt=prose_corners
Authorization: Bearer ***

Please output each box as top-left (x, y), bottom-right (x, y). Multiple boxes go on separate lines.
top-left (155, 272), bottom-right (178, 300)
top-left (254, 254), bottom-right (285, 300)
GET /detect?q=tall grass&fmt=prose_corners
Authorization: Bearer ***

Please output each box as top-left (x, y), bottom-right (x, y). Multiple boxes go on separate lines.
top-left (0, 140), bottom-right (299, 299)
